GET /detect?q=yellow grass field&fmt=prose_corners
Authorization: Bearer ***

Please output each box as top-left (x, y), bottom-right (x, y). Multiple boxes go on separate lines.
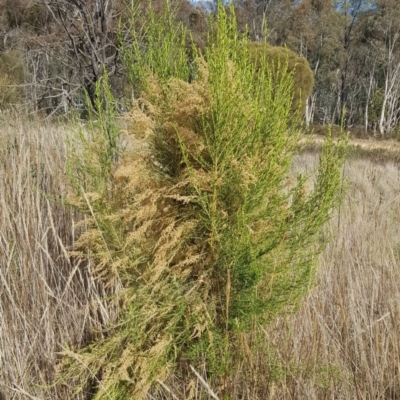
top-left (1, 115), bottom-right (400, 399)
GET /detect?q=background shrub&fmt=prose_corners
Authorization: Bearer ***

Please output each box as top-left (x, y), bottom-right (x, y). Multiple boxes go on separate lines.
top-left (248, 42), bottom-right (314, 114)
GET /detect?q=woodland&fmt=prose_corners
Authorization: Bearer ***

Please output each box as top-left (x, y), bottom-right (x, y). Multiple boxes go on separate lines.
top-left (1, 0), bottom-right (400, 135)
top-left (0, 1), bottom-right (400, 399)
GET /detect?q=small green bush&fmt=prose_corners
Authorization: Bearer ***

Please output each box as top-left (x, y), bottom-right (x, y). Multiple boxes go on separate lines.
top-left (248, 42), bottom-right (314, 114)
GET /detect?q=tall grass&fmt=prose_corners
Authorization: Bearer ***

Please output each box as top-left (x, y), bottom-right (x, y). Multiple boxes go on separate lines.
top-left (148, 151), bottom-right (400, 399)
top-left (232, 152), bottom-right (400, 399)
top-left (1, 112), bottom-right (400, 398)
top-left (0, 113), bottom-right (115, 400)
top-left (267, 153), bottom-right (400, 399)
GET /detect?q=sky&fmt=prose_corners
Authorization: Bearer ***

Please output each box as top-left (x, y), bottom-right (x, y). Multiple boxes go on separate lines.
top-left (189, 0), bottom-right (216, 10)
top-left (189, 0), bottom-right (378, 14)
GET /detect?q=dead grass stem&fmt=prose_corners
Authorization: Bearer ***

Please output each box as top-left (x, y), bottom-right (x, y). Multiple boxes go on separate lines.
top-left (0, 114), bottom-right (115, 400)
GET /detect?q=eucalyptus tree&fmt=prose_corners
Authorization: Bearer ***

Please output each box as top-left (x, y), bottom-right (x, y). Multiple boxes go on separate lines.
top-left (370, 0), bottom-right (400, 135)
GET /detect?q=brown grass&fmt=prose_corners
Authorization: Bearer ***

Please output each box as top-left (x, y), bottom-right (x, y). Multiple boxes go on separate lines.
top-left (254, 153), bottom-right (400, 399)
top-left (0, 113), bottom-right (115, 400)
top-left (152, 152), bottom-right (400, 399)
top-left (1, 113), bottom-right (400, 398)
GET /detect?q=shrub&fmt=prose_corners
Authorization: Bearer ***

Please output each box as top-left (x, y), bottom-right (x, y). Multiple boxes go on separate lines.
top-left (248, 42), bottom-right (314, 114)
top-left (60, 1), bottom-right (346, 398)
top-left (0, 50), bottom-right (24, 108)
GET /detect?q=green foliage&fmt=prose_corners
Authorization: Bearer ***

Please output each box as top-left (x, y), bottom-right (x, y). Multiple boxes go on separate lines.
top-left (369, 87), bottom-right (385, 127)
top-left (248, 42), bottom-right (314, 114)
top-left (121, 0), bottom-right (191, 96)
top-left (66, 71), bottom-right (119, 197)
top-left (61, 1), bottom-right (347, 398)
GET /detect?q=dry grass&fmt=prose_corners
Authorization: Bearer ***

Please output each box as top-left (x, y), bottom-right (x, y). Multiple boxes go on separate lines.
top-left (1, 112), bottom-right (400, 399)
top-left (153, 152), bottom-right (400, 399)
top-left (227, 153), bottom-right (400, 399)
top-left (0, 113), bottom-right (115, 400)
